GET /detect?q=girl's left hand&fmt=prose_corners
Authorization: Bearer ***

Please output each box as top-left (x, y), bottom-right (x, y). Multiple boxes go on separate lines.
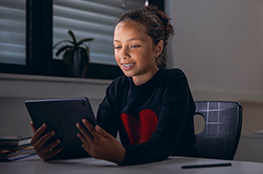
top-left (76, 119), bottom-right (126, 164)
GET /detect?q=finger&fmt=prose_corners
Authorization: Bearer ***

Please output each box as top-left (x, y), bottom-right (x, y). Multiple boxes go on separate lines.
top-left (30, 121), bottom-right (36, 132)
top-left (95, 125), bottom-right (112, 139)
top-left (42, 139), bottom-right (61, 154)
top-left (34, 131), bottom-right (59, 156)
top-left (45, 139), bottom-right (61, 151)
top-left (76, 122), bottom-right (94, 143)
top-left (77, 119), bottom-right (96, 139)
top-left (81, 144), bottom-right (90, 153)
top-left (35, 130), bottom-right (55, 148)
top-left (77, 132), bottom-right (90, 149)
top-left (41, 147), bottom-right (62, 160)
top-left (44, 148), bottom-right (62, 159)
top-left (82, 119), bottom-right (98, 138)
top-left (31, 123), bottom-right (47, 145)
top-left (34, 133), bottom-right (61, 160)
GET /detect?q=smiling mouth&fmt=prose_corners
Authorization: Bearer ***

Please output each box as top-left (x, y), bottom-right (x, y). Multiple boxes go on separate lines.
top-left (121, 63), bottom-right (135, 70)
top-left (122, 63), bottom-right (135, 67)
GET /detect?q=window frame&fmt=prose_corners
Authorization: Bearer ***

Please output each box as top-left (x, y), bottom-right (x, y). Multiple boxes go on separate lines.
top-left (0, 0), bottom-right (164, 79)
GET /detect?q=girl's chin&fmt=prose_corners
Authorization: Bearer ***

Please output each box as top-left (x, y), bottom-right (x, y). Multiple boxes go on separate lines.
top-left (121, 69), bottom-right (137, 77)
top-left (119, 66), bottom-right (135, 77)
top-left (123, 72), bottom-right (133, 77)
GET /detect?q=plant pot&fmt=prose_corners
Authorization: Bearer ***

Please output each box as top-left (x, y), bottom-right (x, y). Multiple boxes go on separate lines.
top-left (68, 50), bottom-right (85, 77)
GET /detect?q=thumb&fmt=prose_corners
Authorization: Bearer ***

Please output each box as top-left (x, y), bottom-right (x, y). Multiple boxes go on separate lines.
top-left (95, 125), bottom-right (113, 139)
top-left (30, 121), bottom-right (36, 132)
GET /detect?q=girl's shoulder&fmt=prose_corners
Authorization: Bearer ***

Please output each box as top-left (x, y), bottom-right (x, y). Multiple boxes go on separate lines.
top-left (157, 68), bottom-right (189, 92)
top-left (159, 68), bottom-right (187, 81)
top-left (157, 69), bottom-right (192, 98)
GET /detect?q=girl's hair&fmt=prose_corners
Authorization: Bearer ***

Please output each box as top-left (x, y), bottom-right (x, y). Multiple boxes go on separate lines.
top-left (117, 5), bottom-right (175, 67)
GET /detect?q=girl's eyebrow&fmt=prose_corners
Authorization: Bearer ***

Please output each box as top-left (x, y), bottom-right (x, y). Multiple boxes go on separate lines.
top-left (114, 38), bottom-right (142, 43)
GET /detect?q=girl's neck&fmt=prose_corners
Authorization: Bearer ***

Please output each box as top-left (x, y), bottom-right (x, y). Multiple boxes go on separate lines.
top-left (132, 67), bottom-right (159, 86)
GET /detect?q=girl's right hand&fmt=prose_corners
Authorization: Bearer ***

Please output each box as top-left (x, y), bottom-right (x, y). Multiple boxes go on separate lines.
top-left (30, 121), bottom-right (62, 159)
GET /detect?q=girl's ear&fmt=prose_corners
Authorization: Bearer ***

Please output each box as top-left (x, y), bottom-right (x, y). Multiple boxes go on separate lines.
top-left (154, 40), bottom-right (164, 58)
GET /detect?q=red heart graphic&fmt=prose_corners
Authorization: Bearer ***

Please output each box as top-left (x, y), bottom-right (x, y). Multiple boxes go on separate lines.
top-left (121, 109), bottom-right (158, 145)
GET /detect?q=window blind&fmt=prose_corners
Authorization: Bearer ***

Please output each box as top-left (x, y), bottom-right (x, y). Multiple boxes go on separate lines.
top-left (0, 0), bottom-right (26, 65)
top-left (53, 0), bottom-right (145, 65)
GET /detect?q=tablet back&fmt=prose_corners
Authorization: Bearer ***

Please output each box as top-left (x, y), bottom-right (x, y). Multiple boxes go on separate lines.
top-left (25, 97), bottom-right (96, 150)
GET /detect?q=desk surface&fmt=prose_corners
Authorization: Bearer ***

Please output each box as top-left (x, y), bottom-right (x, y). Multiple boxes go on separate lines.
top-left (1, 155), bottom-right (263, 174)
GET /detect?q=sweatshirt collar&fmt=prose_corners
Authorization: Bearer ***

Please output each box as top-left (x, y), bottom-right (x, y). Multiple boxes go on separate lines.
top-left (128, 69), bottom-right (163, 93)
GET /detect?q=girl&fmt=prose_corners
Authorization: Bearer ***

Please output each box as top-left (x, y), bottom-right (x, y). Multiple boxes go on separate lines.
top-left (30, 6), bottom-right (201, 165)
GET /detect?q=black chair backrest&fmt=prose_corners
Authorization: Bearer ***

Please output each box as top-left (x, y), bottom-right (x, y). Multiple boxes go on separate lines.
top-left (194, 101), bottom-right (242, 160)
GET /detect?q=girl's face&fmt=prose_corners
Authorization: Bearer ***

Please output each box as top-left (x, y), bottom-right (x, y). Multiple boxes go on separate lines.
top-left (113, 21), bottom-right (163, 86)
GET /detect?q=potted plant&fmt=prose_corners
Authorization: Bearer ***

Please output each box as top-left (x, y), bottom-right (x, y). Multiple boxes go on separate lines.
top-left (53, 30), bottom-right (93, 77)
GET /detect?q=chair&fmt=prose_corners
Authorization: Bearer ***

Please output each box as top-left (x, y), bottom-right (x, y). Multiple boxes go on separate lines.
top-left (194, 101), bottom-right (242, 160)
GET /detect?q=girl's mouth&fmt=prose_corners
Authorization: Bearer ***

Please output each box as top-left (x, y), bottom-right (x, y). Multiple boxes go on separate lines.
top-left (121, 63), bottom-right (135, 70)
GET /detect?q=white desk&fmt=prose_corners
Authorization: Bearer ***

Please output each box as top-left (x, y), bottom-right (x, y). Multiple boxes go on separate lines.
top-left (1, 155), bottom-right (263, 174)
top-left (234, 134), bottom-right (263, 163)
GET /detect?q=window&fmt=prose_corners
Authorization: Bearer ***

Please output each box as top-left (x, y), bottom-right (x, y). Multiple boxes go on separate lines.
top-left (52, 0), bottom-right (145, 79)
top-left (0, 0), bottom-right (26, 65)
top-left (53, 0), bottom-right (145, 65)
top-left (0, 0), bottom-right (164, 79)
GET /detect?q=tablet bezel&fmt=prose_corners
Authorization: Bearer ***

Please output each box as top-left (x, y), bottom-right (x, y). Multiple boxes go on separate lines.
top-left (25, 97), bottom-right (96, 150)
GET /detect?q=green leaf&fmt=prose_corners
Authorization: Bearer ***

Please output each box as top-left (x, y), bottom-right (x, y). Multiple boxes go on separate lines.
top-left (53, 30), bottom-right (93, 64)
top-left (68, 30), bottom-right (77, 45)
top-left (63, 50), bottom-right (73, 66)
top-left (77, 38), bottom-right (94, 47)
top-left (55, 45), bottom-right (73, 56)
top-left (53, 40), bottom-right (74, 49)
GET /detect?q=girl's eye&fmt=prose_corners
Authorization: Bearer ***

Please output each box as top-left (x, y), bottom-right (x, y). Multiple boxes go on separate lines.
top-left (131, 45), bottom-right (140, 48)
top-left (114, 46), bottom-right (121, 49)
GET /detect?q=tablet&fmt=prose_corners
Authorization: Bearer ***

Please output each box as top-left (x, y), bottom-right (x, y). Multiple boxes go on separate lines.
top-left (25, 97), bottom-right (96, 150)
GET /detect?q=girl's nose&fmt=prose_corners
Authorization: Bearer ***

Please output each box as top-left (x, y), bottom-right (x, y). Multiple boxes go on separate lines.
top-left (120, 46), bottom-right (130, 59)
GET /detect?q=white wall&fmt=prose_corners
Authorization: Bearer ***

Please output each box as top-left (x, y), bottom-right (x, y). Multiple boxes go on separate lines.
top-left (0, 74), bottom-right (111, 136)
top-left (166, 0), bottom-right (263, 102)
top-left (165, 0), bottom-right (263, 134)
top-left (165, 0), bottom-right (263, 162)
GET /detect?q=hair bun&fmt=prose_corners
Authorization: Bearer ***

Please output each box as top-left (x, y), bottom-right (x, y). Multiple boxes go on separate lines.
top-left (143, 6), bottom-right (174, 44)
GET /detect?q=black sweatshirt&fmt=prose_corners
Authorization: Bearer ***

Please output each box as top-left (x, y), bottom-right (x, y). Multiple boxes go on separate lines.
top-left (97, 68), bottom-right (201, 165)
